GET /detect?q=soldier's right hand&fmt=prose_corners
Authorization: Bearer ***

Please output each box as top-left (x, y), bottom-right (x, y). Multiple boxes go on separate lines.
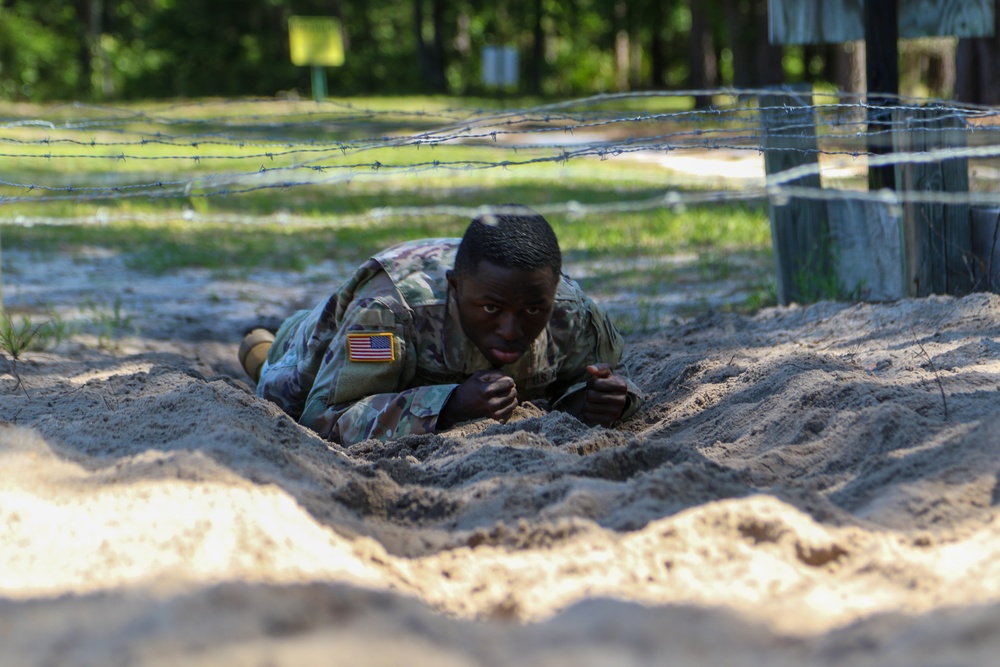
top-left (438, 370), bottom-right (518, 429)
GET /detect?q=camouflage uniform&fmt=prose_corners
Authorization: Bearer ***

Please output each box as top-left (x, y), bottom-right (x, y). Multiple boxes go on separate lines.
top-left (256, 238), bottom-right (644, 445)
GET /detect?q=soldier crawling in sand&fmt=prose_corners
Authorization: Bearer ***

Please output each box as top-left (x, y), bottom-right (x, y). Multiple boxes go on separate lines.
top-left (239, 204), bottom-right (644, 445)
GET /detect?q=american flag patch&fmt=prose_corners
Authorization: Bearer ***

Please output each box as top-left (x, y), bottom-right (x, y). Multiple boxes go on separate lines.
top-left (347, 333), bottom-right (395, 362)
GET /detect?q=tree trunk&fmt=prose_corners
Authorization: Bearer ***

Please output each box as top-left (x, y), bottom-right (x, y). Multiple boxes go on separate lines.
top-left (413, 0), bottom-right (447, 93)
top-left (530, 0), bottom-right (544, 93)
top-left (724, 0), bottom-right (782, 88)
top-left (753, 0), bottom-right (783, 86)
top-left (414, 0), bottom-right (429, 88)
top-left (431, 0), bottom-right (447, 91)
top-left (629, 1), bottom-right (641, 87)
top-left (75, 0), bottom-right (93, 98)
top-left (832, 41), bottom-right (865, 99)
top-left (688, 0), bottom-right (716, 107)
top-left (613, 1), bottom-right (629, 91)
top-left (74, 0), bottom-right (115, 99)
top-left (650, 0), bottom-right (666, 88)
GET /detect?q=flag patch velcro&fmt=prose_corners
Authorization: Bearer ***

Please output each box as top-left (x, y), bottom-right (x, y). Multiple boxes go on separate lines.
top-left (347, 332), bottom-right (395, 362)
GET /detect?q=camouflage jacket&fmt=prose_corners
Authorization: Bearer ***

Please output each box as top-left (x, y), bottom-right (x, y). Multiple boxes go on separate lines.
top-left (256, 238), bottom-right (644, 445)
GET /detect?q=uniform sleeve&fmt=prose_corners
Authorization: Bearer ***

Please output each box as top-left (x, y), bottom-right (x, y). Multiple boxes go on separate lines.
top-left (256, 270), bottom-right (459, 446)
top-left (548, 297), bottom-right (645, 423)
top-left (296, 297), bottom-right (458, 446)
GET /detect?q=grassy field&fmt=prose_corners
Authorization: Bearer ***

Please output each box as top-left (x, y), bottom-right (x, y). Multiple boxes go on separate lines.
top-left (0, 96), bottom-right (776, 335)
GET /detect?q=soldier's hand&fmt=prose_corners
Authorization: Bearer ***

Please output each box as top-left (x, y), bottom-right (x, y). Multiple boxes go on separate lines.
top-left (438, 370), bottom-right (518, 429)
top-left (581, 363), bottom-right (629, 427)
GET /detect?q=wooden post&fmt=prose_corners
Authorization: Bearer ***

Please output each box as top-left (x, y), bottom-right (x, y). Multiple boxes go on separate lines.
top-left (970, 207), bottom-right (1000, 291)
top-left (865, 0), bottom-right (899, 192)
top-left (765, 0), bottom-right (987, 302)
top-left (896, 107), bottom-right (972, 296)
top-left (828, 197), bottom-right (906, 300)
top-left (760, 88), bottom-right (833, 304)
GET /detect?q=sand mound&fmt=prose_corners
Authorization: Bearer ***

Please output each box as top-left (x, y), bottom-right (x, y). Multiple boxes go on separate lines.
top-left (4, 254), bottom-right (1000, 663)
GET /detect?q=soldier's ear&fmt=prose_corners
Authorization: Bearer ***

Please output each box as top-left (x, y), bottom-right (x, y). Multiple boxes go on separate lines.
top-left (446, 269), bottom-right (459, 294)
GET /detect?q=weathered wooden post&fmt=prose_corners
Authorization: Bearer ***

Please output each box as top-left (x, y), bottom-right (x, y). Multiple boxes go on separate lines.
top-left (896, 107), bottom-right (972, 295)
top-left (767, 0), bottom-right (995, 301)
top-left (759, 87), bottom-right (833, 304)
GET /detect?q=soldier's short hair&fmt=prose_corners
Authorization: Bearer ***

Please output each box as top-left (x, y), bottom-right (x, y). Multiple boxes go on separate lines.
top-left (454, 204), bottom-right (562, 278)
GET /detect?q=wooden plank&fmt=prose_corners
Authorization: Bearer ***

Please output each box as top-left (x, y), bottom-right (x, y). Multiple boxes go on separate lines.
top-left (770, 0), bottom-right (863, 44)
top-left (769, 0), bottom-right (995, 44)
top-left (895, 106), bottom-right (972, 296)
top-left (828, 198), bottom-right (906, 300)
top-left (760, 89), bottom-right (832, 305)
top-left (899, 0), bottom-right (995, 37)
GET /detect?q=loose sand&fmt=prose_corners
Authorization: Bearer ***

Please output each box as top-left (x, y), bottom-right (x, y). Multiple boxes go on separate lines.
top-left (3, 248), bottom-right (1000, 665)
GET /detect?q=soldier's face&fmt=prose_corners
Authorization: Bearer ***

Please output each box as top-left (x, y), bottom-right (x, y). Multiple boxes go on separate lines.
top-left (448, 261), bottom-right (558, 368)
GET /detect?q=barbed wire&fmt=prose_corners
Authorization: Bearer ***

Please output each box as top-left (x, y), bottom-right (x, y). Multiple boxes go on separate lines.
top-left (3, 102), bottom-right (997, 149)
top-left (1, 88), bottom-right (999, 218)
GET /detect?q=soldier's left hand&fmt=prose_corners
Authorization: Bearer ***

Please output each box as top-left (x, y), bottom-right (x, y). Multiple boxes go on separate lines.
top-left (582, 363), bottom-right (629, 427)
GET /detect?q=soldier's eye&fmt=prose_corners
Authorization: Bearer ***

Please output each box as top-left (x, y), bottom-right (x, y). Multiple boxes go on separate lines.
top-left (525, 307), bottom-right (541, 316)
top-left (482, 304), bottom-right (499, 314)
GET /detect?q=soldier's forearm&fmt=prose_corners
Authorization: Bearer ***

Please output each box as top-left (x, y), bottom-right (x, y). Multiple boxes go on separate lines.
top-left (303, 384), bottom-right (459, 445)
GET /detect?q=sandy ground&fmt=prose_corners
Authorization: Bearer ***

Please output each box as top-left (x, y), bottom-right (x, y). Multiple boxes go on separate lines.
top-left (4, 247), bottom-right (1000, 665)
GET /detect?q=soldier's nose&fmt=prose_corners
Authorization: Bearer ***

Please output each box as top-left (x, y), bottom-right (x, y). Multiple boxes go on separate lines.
top-left (496, 312), bottom-right (522, 341)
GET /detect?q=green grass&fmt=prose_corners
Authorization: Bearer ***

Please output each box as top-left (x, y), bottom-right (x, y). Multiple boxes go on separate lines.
top-left (1, 198), bottom-right (771, 275)
top-left (0, 310), bottom-right (41, 360)
top-left (82, 296), bottom-right (136, 350)
top-left (0, 302), bottom-right (139, 356)
top-left (0, 96), bottom-right (779, 330)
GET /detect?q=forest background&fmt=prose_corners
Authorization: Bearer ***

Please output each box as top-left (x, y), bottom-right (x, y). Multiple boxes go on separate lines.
top-left (4, 0), bottom-right (1000, 105)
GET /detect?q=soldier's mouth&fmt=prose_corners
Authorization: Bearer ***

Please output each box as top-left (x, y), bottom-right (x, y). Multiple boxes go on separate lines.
top-left (490, 347), bottom-right (523, 365)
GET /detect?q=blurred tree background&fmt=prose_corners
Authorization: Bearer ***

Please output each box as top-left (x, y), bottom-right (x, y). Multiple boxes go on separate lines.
top-left (0, 0), bottom-right (997, 103)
